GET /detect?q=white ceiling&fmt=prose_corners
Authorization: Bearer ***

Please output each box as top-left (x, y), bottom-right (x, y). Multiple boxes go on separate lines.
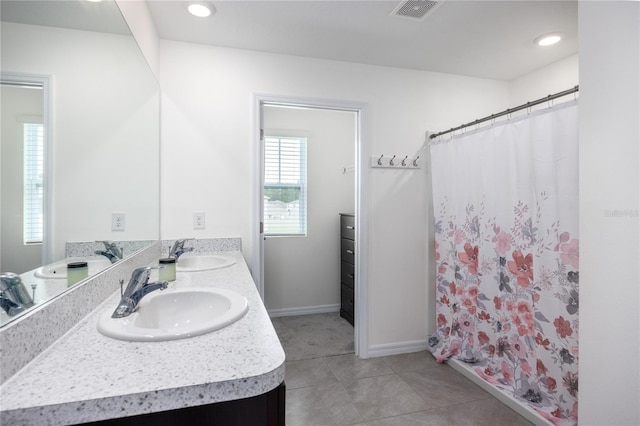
top-left (147, 0), bottom-right (579, 81)
top-left (0, 0), bottom-right (579, 82)
top-left (0, 1), bottom-right (130, 35)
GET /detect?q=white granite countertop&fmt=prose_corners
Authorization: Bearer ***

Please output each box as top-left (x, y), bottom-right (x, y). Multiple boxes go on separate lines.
top-left (0, 252), bottom-right (285, 425)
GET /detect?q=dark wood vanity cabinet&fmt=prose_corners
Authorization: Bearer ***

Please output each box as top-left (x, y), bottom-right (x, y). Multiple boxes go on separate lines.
top-left (340, 213), bottom-right (355, 326)
top-left (88, 382), bottom-right (285, 426)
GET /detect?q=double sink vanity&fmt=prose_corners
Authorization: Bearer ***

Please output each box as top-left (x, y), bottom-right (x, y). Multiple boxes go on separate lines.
top-left (0, 239), bottom-right (286, 425)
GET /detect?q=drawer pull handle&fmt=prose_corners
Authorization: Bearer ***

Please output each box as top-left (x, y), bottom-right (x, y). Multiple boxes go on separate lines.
top-left (346, 226), bottom-right (355, 230)
top-left (346, 249), bottom-right (354, 254)
top-left (347, 274), bottom-right (354, 278)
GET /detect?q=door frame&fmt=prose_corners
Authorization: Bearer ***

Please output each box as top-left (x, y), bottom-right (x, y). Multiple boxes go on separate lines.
top-left (251, 93), bottom-right (370, 358)
top-left (0, 72), bottom-right (53, 266)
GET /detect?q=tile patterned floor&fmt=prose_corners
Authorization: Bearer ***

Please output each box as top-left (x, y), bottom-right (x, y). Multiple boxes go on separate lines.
top-left (273, 313), bottom-right (532, 426)
top-left (272, 313), bottom-right (355, 360)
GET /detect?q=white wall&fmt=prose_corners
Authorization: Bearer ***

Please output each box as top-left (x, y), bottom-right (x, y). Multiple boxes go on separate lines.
top-left (263, 106), bottom-right (356, 313)
top-left (1, 23), bottom-right (160, 261)
top-left (0, 86), bottom-right (43, 273)
top-left (578, 2), bottom-right (639, 424)
top-left (509, 54), bottom-right (579, 106)
top-left (159, 40), bottom-right (509, 349)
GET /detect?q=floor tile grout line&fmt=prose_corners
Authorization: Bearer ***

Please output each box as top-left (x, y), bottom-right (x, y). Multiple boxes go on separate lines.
top-left (336, 378), bottom-right (366, 425)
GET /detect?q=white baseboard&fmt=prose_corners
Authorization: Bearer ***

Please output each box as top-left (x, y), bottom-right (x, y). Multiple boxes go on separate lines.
top-left (447, 359), bottom-right (552, 426)
top-left (367, 340), bottom-right (429, 358)
top-left (268, 304), bottom-right (340, 318)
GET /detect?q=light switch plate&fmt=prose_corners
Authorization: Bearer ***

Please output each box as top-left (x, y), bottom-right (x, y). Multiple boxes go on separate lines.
top-left (193, 212), bottom-right (205, 229)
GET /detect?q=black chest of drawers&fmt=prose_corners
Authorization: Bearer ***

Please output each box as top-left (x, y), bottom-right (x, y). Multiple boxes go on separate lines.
top-left (339, 213), bottom-right (355, 326)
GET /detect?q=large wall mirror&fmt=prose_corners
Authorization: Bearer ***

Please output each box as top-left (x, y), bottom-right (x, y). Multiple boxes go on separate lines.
top-left (0, 0), bottom-right (160, 326)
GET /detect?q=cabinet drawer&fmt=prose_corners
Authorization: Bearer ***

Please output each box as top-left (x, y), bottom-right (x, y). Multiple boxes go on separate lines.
top-left (341, 238), bottom-right (355, 264)
top-left (340, 283), bottom-right (354, 324)
top-left (341, 261), bottom-right (355, 288)
top-left (340, 214), bottom-right (355, 240)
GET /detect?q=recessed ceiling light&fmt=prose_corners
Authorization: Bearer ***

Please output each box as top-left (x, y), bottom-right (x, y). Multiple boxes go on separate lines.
top-left (534, 32), bottom-right (564, 47)
top-left (186, 1), bottom-right (215, 18)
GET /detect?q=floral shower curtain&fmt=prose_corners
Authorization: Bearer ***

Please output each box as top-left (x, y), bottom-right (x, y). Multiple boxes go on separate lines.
top-left (428, 101), bottom-right (579, 425)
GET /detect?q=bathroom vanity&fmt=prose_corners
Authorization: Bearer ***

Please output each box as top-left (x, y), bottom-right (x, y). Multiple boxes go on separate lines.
top-left (0, 250), bottom-right (286, 425)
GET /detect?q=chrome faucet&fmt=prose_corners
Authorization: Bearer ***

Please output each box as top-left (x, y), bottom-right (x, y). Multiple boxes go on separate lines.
top-left (111, 267), bottom-right (168, 318)
top-left (0, 272), bottom-right (34, 316)
top-left (169, 238), bottom-right (194, 260)
top-left (0, 294), bottom-right (24, 317)
top-left (96, 240), bottom-right (123, 264)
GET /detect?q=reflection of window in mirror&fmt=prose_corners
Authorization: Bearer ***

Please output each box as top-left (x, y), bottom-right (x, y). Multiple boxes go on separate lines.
top-left (23, 122), bottom-right (44, 245)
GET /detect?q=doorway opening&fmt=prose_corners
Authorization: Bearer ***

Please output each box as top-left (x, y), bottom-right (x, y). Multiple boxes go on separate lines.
top-left (252, 94), bottom-right (370, 358)
top-left (0, 73), bottom-right (51, 273)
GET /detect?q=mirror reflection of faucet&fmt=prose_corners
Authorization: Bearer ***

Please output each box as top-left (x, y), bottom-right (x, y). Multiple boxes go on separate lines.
top-left (168, 238), bottom-right (194, 260)
top-left (95, 240), bottom-right (123, 264)
top-left (0, 273), bottom-right (35, 316)
top-left (111, 267), bottom-right (168, 318)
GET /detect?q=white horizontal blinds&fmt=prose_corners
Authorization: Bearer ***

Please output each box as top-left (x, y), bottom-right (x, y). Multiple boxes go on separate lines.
top-left (264, 136), bottom-right (307, 236)
top-left (23, 123), bottom-right (44, 244)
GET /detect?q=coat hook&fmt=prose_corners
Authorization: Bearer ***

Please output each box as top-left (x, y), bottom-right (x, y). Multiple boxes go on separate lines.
top-left (401, 155), bottom-right (408, 166)
top-left (413, 156), bottom-right (420, 167)
top-left (389, 155), bottom-right (396, 166)
top-left (377, 154), bottom-right (384, 166)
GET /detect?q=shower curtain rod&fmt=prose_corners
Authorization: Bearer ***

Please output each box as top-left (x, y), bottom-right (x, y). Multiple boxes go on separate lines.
top-left (430, 85), bottom-right (579, 139)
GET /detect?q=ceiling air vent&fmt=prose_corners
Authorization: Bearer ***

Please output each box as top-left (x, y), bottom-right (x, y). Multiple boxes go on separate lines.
top-left (391, 0), bottom-right (442, 21)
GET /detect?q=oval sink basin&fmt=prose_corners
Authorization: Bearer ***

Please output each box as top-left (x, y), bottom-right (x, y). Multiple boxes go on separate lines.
top-left (176, 254), bottom-right (236, 272)
top-left (34, 257), bottom-right (112, 279)
top-left (97, 287), bottom-right (248, 342)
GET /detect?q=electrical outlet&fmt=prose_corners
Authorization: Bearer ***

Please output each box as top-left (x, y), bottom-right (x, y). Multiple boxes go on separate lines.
top-left (112, 212), bottom-right (126, 231)
top-left (193, 212), bottom-right (205, 230)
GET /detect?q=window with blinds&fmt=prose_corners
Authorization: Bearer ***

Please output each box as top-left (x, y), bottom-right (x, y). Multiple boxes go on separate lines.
top-left (264, 136), bottom-right (307, 236)
top-left (23, 122), bottom-right (44, 244)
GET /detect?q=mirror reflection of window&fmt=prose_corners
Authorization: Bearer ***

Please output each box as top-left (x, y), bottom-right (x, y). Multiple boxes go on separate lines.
top-left (23, 122), bottom-right (44, 245)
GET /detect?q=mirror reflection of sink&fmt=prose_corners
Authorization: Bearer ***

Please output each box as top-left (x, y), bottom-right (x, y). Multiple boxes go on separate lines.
top-left (176, 254), bottom-right (236, 272)
top-left (34, 257), bottom-right (112, 279)
top-left (97, 287), bottom-right (248, 342)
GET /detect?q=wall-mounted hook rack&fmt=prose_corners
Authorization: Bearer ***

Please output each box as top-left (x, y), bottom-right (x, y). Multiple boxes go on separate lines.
top-left (370, 154), bottom-right (421, 169)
